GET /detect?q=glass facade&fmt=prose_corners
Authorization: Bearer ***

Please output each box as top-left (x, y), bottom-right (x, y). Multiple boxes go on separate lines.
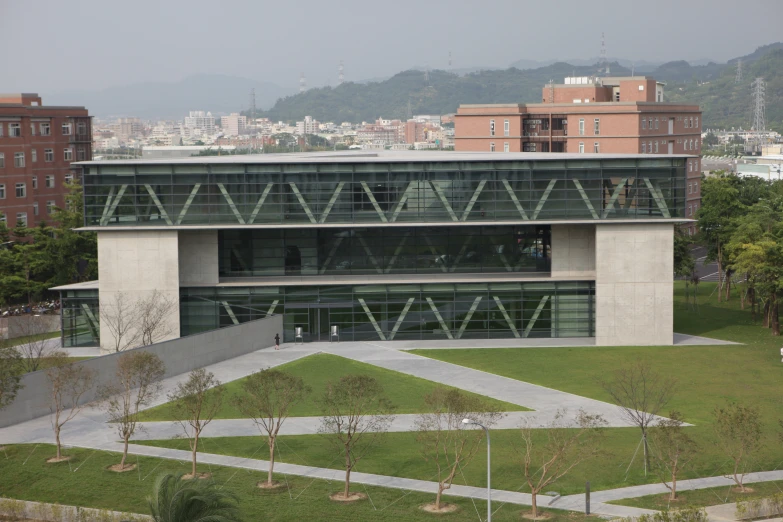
top-left (60, 289), bottom-right (100, 348)
top-left (83, 157), bottom-right (686, 227)
top-left (219, 226), bottom-right (551, 277)
top-left (180, 282), bottom-right (595, 342)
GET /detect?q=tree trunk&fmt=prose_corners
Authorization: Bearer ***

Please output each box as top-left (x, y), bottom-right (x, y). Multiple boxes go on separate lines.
top-left (121, 435), bottom-right (130, 468)
top-left (531, 491), bottom-right (538, 518)
top-left (750, 288), bottom-right (757, 323)
top-left (772, 298), bottom-right (780, 336)
top-left (344, 446), bottom-right (351, 498)
top-left (192, 429), bottom-right (200, 478)
top-left (435, 484), bottom-right (444, 510)
top-left (268, 437), bottom-right (276, 485)
top-left (725, 273), bottom-right (731, 301)
top-left (55, 426), bottom-right (62, 459)
top-left (763, 300), bottom-right (770, 328)
top-left (670, 472), bottom-right (677, 500)
top-left (642, 431), bottom-right (649, 476)
top-left (740, 287), bottom-right (745, 310)
top-left (717, 249), bottom-right (723, 303)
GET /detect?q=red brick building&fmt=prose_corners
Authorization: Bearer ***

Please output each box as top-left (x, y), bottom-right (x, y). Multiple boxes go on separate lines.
top-left (454, 77), bottom-right (703, 232)
top-left (0, 94), bottom-right (91, 229)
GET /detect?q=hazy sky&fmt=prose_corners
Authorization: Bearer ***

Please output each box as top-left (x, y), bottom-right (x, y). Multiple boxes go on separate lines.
top-left (2, 0), bottom-right (782, 93)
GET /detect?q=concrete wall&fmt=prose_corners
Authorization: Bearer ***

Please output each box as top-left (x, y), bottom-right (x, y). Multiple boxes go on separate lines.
top-left (0, 315), bottom-right (60, 340)
top-left (97, 230), bottom-right (180, 354)
top-left (178, 230), bottom-right (219, 285)
top-left (595, 223), bottom-right (673, 346)
top-left (551, 224), bottom-right (596, 278)
top-left (0, 314), bottom-right (282, 428)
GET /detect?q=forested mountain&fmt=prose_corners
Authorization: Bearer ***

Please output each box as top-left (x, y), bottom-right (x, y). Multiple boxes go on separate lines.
top-left (257, 44), bottom-right (783, 132)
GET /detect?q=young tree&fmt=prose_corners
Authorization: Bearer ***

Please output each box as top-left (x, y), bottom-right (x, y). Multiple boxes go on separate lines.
top-left (414, 387), bottom-right (502, 511)
top-left (100, 292), bottom-right (142, 352)
top-left (318, 375), bottom-right (395, 500)
top-left (45, 352), bottom-right (96, 460)
top-left (713, 403), bottom-right (762, 492)
top-left (233, 369), bottom-right (310, 487)
top-left (649, 411), bottom-right (698, 500)
top-left (0, 344), bottom-right (23, 410)
top-left (519, 410), bottom-right (607, 518)
top-left (97, 351), bottom-right (166, 470)
top-left (137, 290), bottom-right (178, 346)
top-left (601, 360), bottom-right (676, 475)
top-left (14, 316), bottom-right (55, 373)
top-left (148, 473), bottom-right (242, 522)
top-left (168, 369), bottom-right (224, 478)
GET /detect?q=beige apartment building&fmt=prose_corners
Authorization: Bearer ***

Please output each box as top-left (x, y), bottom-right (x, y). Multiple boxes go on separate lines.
top-left (455, 76), bottom-right (703, 233)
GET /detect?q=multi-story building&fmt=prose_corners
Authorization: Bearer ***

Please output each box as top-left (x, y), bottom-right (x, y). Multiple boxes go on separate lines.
top-left (183, 111), bottom-right (215, 135)
top-left (295, 116), bottom-right (320, 136)
top-left (0, 93), bottom-right (91, 228)
top-left (454, 76), bottom-right (703, 233)
top-left (220, 113), bottom-right (247, 137)
top-left (109, 118), bottom-right (143, 143)
top-left (57, 151), bottom-right (686, 352)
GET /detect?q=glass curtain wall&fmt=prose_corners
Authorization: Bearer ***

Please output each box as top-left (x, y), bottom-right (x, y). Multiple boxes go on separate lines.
top-left (218, 226), bottom-right (551, 277)
top-left (180, 282), bottom-right (594, 342)
top-left (60, 289), bottom-right (100, 347)
top-left (83, 158), bottom-right (685, 226)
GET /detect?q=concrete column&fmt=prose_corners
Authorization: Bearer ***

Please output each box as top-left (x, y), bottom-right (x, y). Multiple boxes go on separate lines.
top-left (595, 223), bottom-right (673, 346)
top-left (551, 224), bottom-right (596, 278)
top-left (178, 230), bottom-right (219, 285)
top-left (97, 230), bottom-right (181, 354)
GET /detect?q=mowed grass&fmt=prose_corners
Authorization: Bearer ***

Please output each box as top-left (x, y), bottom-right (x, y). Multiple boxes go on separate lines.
top-left (139, 352), bottom-right (526, 421)
top-left (610, 480), bottom-right (783, 510)
top-left (0, 444), bottom-right (592, 522)
top-left (138, 282), bottom-right (783, 497)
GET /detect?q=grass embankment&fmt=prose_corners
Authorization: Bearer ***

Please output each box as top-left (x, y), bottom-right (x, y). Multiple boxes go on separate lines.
top-left (139, 352), bottom-right (526, 421)
top-left (610, 480), bottom-right (783, 510)
top-left (0, 444), bottom-right (590, 522)
top-left (140, 282), bottom-right (783, 498)
top-left (3, 331), bottom-right (59, 348)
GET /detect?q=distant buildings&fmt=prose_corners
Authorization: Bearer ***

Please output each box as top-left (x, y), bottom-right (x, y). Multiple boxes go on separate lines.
top-left (454, 76), bottom-right (703, 234)
top-left (221, 113), bottom-right (247, 136)
top-left (183, 111), bottom-right (215, 136)
top-left (0, 93), bottom-right (91, 228)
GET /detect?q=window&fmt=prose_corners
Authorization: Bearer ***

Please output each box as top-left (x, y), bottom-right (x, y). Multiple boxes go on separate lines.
top-left (694, 181), bottom-right (699, 192)
top-left (31, 149), bottom-right (37, 163)
top-left (0, 123), bottom-right (3, 137)
top-left (9, 123), bottom-right (21, 137)
top-left (688, 161), bottom-right (692, 172)
top-left (654, 142), bottom-right (659, 153)
top-left (16, 213), bottom-right (27, 227)
top-left (0, 185), bottom-right (4, 199)
top-left (33, 202), bottom-right (38, 216)
top-left (503, 142), bottom-right (509, 152)
top-left (77, 121), bottom-right (87, 135)
top-left (689, 117), bottom-right (694, 128)
top-left (15, 183), bottom-right (26, 198)
top-left (522, 143), bottom-right (536, 152)
top-left (642, 118), bottom-right (647, 130)
top-left (14, 152), bottom-right (24, 168)
top-left (688, 205), bottom-right (693, 216)
top-left (694, 117), bottom-right (699, 128)
top-left (77, 147), bottom-right (86, 161)
top-left (0, 153), bottom-right (4, 168)
top-left (0, 215), bottom-right (5, 224)
top-left (578, 119), bottom-right (585, 136)
top-left (689, 139), bottom-right (693, 151)
top-left (65, 172), bottom-right (74, 184)
top-left (594, 142), bottom-right (599, 153)
top-left (689, 183), bottom-right (693, 194)
top-left (648, 118), bottom-right (653, 129)
top-left (46, 201), bottom-right (56, 215)
top-left (63, 148), bottom-right (73, 161)
top-left (489, 119), bottom-right (495, 136)
top-left (32, 176), bottom-right (37, 189)
top-left (578, 142), bottom-right (585, 153)
top-left (648, 141), bottom-right (653, 153)
top-left (655, 118), bottom-right (659, 130)
top-left (594, 118), bottom-right (600, 135)
top-left (30, 123), bottom-right (36, 136)
top-left (40, 123), bottom-right (50, 136)
top-left (44, 149), bottom-right (54, 162)
top-left (490, 142), bottom-right (495, 152)
top-left (642, 142), bottom-right (647, 153)
top-left (503, 119), bottom-right (509, 136)
top-left (45, 175), bottom-right (54, 188)
top-left (61, 123), bottom-right (72, 135)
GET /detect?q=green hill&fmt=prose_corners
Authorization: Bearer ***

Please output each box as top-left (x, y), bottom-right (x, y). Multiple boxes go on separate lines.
top-left (257, 45), bottom-right (783, 132)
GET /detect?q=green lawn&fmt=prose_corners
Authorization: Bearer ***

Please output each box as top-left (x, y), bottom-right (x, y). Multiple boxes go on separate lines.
top-left (3, 330), bottom-right (59, 348)
top-left (609, 480), bottom-right (783, 510)
top-left (140, 352), bottom-right (526, 421)
top-left (138, 282), bottom-right (783, 496)
top-left (0, 444), bottom-right (592, 522)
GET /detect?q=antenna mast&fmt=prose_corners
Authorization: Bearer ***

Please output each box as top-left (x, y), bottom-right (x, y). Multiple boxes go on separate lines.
top-left (600, 32), bottom-right (610, 76)
top-left (299, 73), bottom-right (306, 93)
top-left (751, 77), bottom-right (766, 153)
top-left (249, 88), bottom-right (256, 129)
top-left (338, 60), bottom-right (344, 85)
top-left (735, 59), bottom-right (743, 83)
top-left (448, 51), bottom-right (452, 68)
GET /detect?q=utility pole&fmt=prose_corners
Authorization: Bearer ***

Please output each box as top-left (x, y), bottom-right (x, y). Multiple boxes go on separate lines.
top-left (751, 78), bottom-right (766, 153)
top-left (249, 88), bottom-right (256, 131)
top-left (600, 32), bottom-right (610, 76)
top-left (338, 60), bottom-right (344, 85)
top-left (299, 73), bottom-right (306, 93)
top-left (735, 59), bottom-right (743, 83)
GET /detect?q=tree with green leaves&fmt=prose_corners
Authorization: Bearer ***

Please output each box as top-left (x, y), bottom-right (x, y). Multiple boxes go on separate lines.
top-left (0, 344), bottom-right (23, 411)
top-left (148, 473), bottom-right (242, 522)
top-left (650, 411), bottom-right (698, 500)
top-left (674, 228), bottom-right (697, 308)
top-left (713, 403), bottom-right (763, 492)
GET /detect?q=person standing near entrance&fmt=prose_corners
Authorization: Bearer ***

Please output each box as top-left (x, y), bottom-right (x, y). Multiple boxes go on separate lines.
top-left (274, 333), bottom-right (280, 350)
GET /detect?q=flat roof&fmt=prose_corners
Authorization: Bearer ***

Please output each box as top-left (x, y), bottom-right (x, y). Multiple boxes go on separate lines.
top-left (75, 150), bottom-right (696, 167)
top-left (50, 280), bottom-right (99, 291)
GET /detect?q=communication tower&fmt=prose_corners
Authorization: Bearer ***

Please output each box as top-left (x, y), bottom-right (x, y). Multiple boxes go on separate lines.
top-left (249, 88), bottom-right (256, 128)
top-left (338, 60), bottom-right (344, 84)
top-left (599, 32), bottom-right (610, 76)
top-left (299, 73), bottom-right (306, 93)
top-left (751, 77), bottom-right (767, 151)
top-left (735, 59), bottom-right (743, 83)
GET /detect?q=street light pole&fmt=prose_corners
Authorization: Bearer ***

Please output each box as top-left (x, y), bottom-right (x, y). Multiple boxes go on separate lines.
top-left (463, 418), bottom-right (491, 522)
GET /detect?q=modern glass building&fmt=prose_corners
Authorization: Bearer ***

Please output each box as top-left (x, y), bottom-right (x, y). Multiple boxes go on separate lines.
top-left (56, 152), bottom-right (687, 351)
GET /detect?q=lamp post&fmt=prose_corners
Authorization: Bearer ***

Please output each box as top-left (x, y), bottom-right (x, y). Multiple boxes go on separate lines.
top-left (463, 418), bottom-right (491, 522)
